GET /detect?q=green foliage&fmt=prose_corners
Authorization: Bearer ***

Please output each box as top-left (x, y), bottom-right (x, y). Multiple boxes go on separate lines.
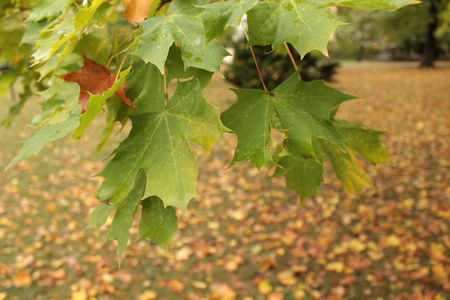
top-left (2, 0), bottom-right (416, 257)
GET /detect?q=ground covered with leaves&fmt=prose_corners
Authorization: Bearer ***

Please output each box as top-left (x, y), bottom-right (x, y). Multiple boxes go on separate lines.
top-left (0, 61), bottom-right (449, 300)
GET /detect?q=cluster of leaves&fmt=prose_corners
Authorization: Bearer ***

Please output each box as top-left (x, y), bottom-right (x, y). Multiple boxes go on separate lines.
top-left (2, 0), bottom-right (416, 259)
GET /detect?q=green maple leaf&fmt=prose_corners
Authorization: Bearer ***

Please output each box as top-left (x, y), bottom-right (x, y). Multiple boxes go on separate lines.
top-left (106, 169), bottom-right (147, 264)
top-left (200, 0), bottom-right (257, 44)
top-left (246, 0), bottom-right (343, 57)
top-left (319, 140), bottom-right (373, 196)
top-left (166, 46), bottom-right (213, 89)
top-left (273, 142), bottom-right (324, 203)
top-left (97, 79), bottom-right (225, 214)
top-left (221, 71), bottom-right (355, 169)
top-left (32, 0), bottom-right (103, 65)
top-left (30, 78), bottom-right (80, 126)
top-left (274, 119), bottom-right (392, 201)
top-left (127, 59), bottom-right (165, 114)
top-left (322, 0), bottom-right (418, 11)
top-left (6, 110), bottom-right (81, 171)
top-left (333, 119), bottom-right (392, 164)
top-left (6, 83), bottom-right (81, 170)
top-left (139, 196), bottom-right (178, 252)
top-left (133, 0), bottom-right (229, 75)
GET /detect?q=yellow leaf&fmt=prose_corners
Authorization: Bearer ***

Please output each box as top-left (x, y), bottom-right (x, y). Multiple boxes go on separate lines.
top-left (258, 280), bottom-right (273, 294)
top-left (139, 290), bottom-right (157, 300)
top-left (12, 270), bottom-right (32, 287)
top-left (430, 243), bottom-right (446, 261)
top-left (192, 281), bottom-right (207, 289)
top-left (45, 203), bottom-right (56, 213)
top-left (432, 262), bottom-right (447, 282)
top-left (167, 279), bottom-right (185, 293)
top-left (326, 262), bottom-right (345, 273)
top-left (70, 290), bottom-right (87, 300)
top-left (277, 271), bottom-right (296, 286)
top-left (175, 247), bottom-right (192, 261)
top-left (348, 239), bottom-right (366, 253)
top-left (387, 235), bottom-right (401, 247)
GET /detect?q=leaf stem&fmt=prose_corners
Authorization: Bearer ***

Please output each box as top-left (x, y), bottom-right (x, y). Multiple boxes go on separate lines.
top-left (106, 38), bottom-right (130, 69)
top-left (284, 43), bottom-right (297, 70)
top-left (240, 20), bottom-right (269, 93)
top-left (283, 42), bottom-right (302, 81)
top-left (114, 48), bottom-right (132, 82)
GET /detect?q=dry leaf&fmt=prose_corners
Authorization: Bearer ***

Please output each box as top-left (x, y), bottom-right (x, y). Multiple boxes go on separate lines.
top-left (56, 53), bottom-right (133, 114)
top-left (122, 0), bottom-right (151, 25)
top-left (277, 270), bottom-right (296, 286)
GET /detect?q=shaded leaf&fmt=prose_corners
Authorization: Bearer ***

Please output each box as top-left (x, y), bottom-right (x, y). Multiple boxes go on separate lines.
top-left (319, 141), bottom-right (373, 196)
top-left (274, 154), bottom-right (324, 203)
top-left (166, 46), bottom-right (213, 89)
top-left (333, 119), bottom-right (392, 164)
top-left (88, 203), bottom-right (116, 229)
top-left (127, 58), bottom-right (165, 114)
top-left (106, 169), bottom-right (147, 262)
top-left (221, 71), bottom-right (354, 169)
top-left (138, 196), bottom-right (178, 251)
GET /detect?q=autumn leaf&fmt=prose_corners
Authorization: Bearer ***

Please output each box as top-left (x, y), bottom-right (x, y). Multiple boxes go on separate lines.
top-left (122, 0), bottom-right (152, 25)
top-left (56, 53), bottom-right (133, 114)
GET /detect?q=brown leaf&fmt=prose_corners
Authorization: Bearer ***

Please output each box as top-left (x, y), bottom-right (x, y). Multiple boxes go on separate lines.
top-left (56, 53), bottom-right (133, 114)
top-left (122, 0), bottom-right (151, 25)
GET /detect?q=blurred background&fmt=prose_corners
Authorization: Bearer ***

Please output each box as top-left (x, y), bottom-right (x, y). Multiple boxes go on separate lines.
top-left (1, 1), bottom-right (449, 299)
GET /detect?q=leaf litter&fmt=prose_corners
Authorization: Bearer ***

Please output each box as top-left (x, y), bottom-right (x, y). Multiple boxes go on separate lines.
top-left (0, 61), bottom-right (449, 299)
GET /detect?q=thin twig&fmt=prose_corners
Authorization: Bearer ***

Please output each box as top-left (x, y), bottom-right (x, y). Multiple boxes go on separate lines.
top-left (240, 20), bottom-right (269, 92)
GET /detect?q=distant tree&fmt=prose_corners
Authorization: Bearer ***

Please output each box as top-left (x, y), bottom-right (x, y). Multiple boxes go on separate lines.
top-left (422, 0), bottom-right (442, 66)
top-left (331, 1), bottom-right (450, 63)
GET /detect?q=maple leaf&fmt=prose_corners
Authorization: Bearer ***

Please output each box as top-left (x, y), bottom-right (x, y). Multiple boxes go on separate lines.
top-left (221, 70), bottom-right (354, 169)
top-left (56, 53), bottom-right (133, 114)
top-left (97, 79), bottom-right (226, 214)
top-left (122, 0), bottom-right (152, 25)
top-left (133, 0), bottom-right (229, 75)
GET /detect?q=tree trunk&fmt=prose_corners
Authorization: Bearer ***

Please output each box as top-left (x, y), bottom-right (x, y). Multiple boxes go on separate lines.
top-left (421, 0), bottom-right (440, 67)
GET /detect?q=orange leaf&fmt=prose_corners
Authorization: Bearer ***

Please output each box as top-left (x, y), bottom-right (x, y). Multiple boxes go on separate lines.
top-left (122, 0), bottom-right (152, 25)
top-left (56, 53), bottom-right (133, 114)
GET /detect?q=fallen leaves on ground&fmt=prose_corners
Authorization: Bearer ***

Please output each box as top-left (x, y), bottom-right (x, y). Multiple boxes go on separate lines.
top-left (0, 61), bottom-right (449, 299)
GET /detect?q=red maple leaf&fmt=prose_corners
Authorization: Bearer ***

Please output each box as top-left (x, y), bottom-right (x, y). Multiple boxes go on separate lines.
top-left (56, 53), bottom-right (133, 114)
